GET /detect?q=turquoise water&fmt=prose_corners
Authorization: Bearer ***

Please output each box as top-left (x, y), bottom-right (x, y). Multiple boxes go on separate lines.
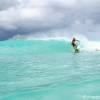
top-left (0, 39), bottom-right (100, 100)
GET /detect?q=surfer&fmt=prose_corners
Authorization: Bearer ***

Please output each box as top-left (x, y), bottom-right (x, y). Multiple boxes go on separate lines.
top-left (71, 37), bottom-right (79, 52)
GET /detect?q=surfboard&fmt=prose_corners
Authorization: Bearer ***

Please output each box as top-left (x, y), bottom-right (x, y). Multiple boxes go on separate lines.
top-left (75, 48), bottom-right (80, 53)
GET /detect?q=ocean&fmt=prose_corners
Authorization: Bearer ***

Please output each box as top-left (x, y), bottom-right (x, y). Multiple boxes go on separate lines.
top-left (0, 38), bottom-right (100, 100)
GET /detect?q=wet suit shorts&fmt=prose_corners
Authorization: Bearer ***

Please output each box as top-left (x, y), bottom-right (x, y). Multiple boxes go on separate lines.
top-left (72, 42), bottom-right (77, 47)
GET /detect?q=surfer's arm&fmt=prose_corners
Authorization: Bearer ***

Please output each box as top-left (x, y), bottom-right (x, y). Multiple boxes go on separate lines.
top-left (76, 40), bottom-right (80, 42)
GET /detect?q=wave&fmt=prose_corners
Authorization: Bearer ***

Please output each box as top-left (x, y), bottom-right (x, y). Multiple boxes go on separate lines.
top-left (0, 39), bottom-right (72, 54)
top-left (0, 36), bottom-right (100, 54)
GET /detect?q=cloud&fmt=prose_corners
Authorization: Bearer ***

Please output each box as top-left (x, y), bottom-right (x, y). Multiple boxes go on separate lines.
top-left (0, 0), bottom-right (19, 10)
top-left (0, 0), bottom-right (100, 40)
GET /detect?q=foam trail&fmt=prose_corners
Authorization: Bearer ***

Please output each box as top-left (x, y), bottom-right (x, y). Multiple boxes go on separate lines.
top-left (83, 41), bottom-right (100, 51)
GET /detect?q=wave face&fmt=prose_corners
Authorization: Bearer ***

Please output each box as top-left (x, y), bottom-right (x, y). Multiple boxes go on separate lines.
top-left (0, 39), bottom-right (73, 54)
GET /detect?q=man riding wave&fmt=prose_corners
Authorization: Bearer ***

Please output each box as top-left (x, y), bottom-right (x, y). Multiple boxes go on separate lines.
top-left (71, 37), bottom-right (80, 52)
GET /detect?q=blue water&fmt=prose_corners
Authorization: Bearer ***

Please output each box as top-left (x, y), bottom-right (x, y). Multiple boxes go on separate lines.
top-left (0, 39), bottom-right (100, 100)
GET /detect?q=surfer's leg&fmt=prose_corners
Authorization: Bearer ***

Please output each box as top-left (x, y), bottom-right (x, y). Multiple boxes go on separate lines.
top-left (73, 45), bottom-right (77, 50)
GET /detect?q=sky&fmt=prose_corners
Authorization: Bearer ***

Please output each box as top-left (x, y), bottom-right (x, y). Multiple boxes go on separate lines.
top-left (0, 0), bottom-right (100, 40)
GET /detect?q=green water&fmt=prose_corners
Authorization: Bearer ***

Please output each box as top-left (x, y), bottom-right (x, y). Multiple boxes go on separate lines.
top-left (0, 39), bottom-right (100, 100)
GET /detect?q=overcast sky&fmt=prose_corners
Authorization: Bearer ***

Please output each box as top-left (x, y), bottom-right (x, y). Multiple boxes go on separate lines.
top-left (0, 0), bottom-right (100, 40)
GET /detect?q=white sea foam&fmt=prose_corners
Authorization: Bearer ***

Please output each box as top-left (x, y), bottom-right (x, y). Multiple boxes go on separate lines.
top-left (71, 34), bottom-right (100, 51)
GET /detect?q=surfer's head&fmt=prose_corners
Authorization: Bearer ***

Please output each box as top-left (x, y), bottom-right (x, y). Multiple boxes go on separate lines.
top-left (73, 37), bottom-right (76, 41)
